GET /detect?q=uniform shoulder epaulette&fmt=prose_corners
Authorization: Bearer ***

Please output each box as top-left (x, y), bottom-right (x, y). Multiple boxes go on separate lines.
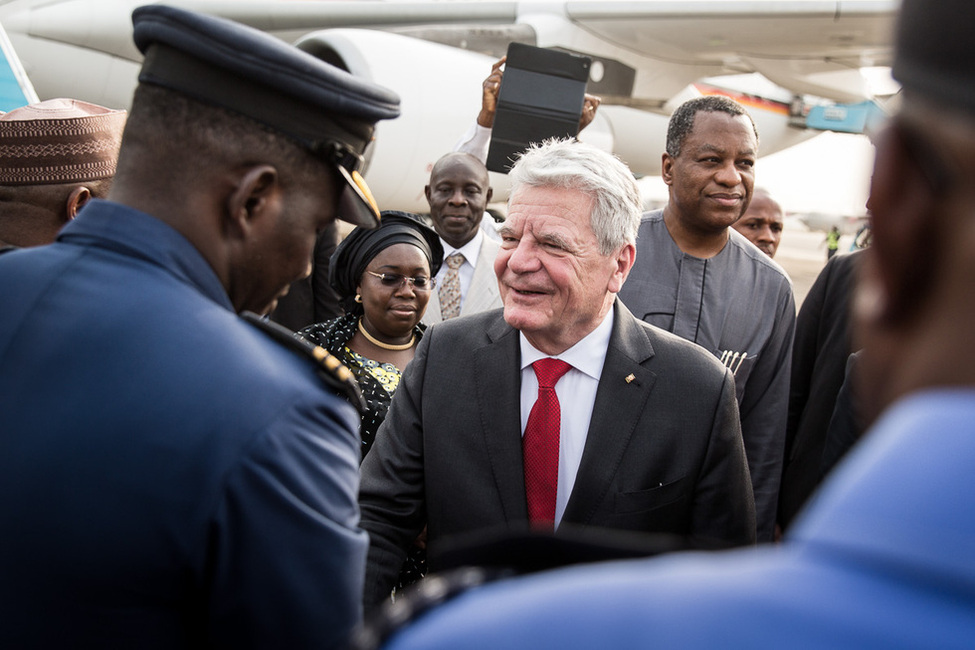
top-left (241, 311), bottom-right (367, 414)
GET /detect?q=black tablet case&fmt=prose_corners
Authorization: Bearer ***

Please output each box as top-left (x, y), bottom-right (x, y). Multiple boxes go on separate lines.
top-left (486, 43), bottom-right (592, 173)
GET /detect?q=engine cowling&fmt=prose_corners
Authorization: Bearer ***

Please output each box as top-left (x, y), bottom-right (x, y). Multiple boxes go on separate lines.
top-left (293, 29), bottom-right (676, 213)
top-left (296, 29), bottom-right (504, 214)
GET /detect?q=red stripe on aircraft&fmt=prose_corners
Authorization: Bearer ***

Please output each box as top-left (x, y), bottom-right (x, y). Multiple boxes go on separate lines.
top-left (694, 83), bottom-right (791, 115)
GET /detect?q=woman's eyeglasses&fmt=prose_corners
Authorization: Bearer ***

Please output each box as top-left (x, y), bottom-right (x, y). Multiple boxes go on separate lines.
top-left (364, 270), bottom-right (436, 291)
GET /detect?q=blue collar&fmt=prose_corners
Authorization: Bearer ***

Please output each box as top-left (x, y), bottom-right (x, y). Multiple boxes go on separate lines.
top-left (58, 199), bottom-right (233, 311)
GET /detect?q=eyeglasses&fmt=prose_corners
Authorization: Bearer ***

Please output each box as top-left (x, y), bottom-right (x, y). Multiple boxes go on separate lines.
top-left (364, 270), bottom-right (436, 291)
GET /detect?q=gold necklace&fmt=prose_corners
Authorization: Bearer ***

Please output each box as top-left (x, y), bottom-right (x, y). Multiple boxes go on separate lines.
top-left (357, 319), bottom-right (415, 351)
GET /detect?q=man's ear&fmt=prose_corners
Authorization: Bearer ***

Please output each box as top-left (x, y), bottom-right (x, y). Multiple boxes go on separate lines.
top-left (661, 153), bottom-right (674, 187)
top-left (608, 242), bottom-right (637, 294)
top-left (225, 165), bottom-right (279, 236)
top-left (423, 184), bottom-right (432, 204)
top-left (866, 125), bottom-right (941, 326)
top-left (65, 186), bottom-right (92, 221)
top-left (485, 185), bottom-right (494, 204)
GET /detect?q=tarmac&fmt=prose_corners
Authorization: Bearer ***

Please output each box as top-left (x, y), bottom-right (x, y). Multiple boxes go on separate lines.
top-left (774, 218), bottom-right (859, 309)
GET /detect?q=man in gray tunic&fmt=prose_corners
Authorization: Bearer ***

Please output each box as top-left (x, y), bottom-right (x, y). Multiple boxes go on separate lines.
top-left (618, 96), bottom-right (795, 542)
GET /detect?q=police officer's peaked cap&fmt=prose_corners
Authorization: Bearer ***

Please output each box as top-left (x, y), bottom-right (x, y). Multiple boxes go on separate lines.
top-left (131, 4), bottom-right (400, 228)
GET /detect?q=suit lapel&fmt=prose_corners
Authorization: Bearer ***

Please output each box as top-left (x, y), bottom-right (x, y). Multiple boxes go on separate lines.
top-left (562, 301), bottom-right (657, 525)
top-left (473, 314), bottom-right (528, 521)
top-left (423, 285), bottom-right (443, 325)
top-left (461, 237), bottom-right (501, 316)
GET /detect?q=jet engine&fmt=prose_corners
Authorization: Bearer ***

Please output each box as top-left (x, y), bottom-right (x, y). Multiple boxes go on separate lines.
top-left (295, 29), bottom-right (671, 213)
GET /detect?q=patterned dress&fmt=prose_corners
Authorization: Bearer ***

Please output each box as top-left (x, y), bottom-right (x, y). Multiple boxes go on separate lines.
top-left (299, 312), bottom-right (424, 457)
top-left (298, 312), bottom-right (427, 589)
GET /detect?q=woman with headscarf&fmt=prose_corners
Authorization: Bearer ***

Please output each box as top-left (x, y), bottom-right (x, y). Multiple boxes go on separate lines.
top-left (300, 211), bottom-right (442, 596)
top-left (298, 210), bottom-right (443, 458)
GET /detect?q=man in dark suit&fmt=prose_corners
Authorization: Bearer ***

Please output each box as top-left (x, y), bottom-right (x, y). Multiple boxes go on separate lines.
top-left (359, 138), bottom-right (756, 609)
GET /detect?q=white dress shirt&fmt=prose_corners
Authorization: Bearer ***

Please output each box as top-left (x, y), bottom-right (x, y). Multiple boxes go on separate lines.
top-left (518, 309), bottom-right (614, 527)
top-left (453, 121), bottom-right (491, 164)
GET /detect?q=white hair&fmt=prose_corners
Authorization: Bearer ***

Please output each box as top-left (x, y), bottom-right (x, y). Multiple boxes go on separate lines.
top-left (507, 138), bottom-right (641, 254)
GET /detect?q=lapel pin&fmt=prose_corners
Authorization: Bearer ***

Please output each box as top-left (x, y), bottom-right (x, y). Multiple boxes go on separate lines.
top-left (625, 373), bottom-right (635, 384)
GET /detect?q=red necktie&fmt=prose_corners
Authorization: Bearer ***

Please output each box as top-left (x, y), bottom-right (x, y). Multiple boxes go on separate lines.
top-left (523, 358), bottom-right (571, 530)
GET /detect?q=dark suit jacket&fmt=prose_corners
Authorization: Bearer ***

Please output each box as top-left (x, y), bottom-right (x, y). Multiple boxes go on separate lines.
top-left (359, 301), bottom-right (756, 607)
top-left (779, 250), bottom-right (862, 530)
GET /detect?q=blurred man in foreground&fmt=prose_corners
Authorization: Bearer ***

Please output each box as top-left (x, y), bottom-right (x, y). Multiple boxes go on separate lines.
top-left (372, 0), bottom-right (975, 646)
top-left (0, 5), bottom-right (398, 648)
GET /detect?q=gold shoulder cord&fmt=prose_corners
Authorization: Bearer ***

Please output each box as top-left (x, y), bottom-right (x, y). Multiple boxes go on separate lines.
top-left (240, 312), bottom-right (367, 413)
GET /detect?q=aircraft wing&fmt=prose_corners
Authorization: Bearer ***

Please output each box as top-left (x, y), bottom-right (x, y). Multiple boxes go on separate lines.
top-left (0, 0), bottom-right (898, 212)
top-left (559, 1), bottom-right (896, 104)
top-left (2, 0), bottom-right (897, 105)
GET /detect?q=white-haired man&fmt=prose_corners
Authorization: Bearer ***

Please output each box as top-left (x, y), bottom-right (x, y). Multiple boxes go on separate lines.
top-left (358, 138), bottom-right (755, 609)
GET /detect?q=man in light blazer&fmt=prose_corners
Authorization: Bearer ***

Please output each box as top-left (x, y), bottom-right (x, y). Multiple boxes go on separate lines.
top-left (421, 151), bottom-right (502, 323)
top-left (359, 139), bottom-right (756, 609)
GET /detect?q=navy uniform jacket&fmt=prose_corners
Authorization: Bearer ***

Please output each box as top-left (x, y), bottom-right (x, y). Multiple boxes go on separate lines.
top-left (0, 200), bottom-right (366, 649)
